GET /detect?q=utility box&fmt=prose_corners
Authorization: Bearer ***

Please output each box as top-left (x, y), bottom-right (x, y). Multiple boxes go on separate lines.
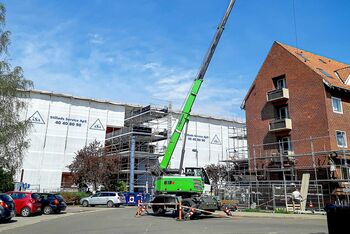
top-left (324, 204), bottom-right (350, 234)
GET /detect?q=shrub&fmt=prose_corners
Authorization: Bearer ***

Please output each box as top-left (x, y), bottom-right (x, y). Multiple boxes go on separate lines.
top-left (274, 208), bottom-right (291, 214)
top-left (59, 192), bottom-right (90, 205)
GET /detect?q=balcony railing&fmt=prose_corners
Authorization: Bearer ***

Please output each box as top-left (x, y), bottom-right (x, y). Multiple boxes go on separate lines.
top-left (269, 118), bottom-right (292, 132)
top-left (267, 88), bottom-right (289, 102)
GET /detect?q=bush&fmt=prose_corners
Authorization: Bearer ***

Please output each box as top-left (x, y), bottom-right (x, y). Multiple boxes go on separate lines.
top-left (59, 192), bottom-right (90, 205)
top-left (115, 181), bottom-right (127, 192)
top-left (0, 169), bottom-right (14, 192)
top-left (274, 208), bottom-right (291, 214)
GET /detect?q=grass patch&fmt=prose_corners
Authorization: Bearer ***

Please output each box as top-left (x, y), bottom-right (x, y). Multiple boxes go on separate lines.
top-left (243, 208), bottom-right (262, 212)
top-left (274, 208), bottom-right (292, 214)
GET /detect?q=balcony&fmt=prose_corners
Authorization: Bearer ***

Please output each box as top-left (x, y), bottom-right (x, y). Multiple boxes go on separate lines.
top-left (267, 88), bottom-right (289, 102)
top-left (269, 118), bottom-right (292, 132)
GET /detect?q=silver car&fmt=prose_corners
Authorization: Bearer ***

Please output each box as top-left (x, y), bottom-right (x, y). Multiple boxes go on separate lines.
top-left (80, 192), bottom-right (125, 208)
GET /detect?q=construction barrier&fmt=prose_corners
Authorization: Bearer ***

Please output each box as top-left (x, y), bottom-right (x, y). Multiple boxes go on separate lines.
top-left (135, 201), bottom-right (236, 220)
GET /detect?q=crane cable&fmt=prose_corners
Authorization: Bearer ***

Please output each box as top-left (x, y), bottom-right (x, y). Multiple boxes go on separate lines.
top-left (292, 0), bottom-right (299, 50)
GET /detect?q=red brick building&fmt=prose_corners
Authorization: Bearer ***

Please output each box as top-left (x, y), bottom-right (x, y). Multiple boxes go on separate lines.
top-left (242, 42), bottom-right (350, 196)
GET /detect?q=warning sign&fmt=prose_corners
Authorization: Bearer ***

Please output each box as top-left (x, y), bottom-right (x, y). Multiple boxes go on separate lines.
top-left (28, 111), bottom-right (45, 124)
top-left (90, 119), bottom-right (105, 131)
top-left (211, 134), bottom-right (222, 145)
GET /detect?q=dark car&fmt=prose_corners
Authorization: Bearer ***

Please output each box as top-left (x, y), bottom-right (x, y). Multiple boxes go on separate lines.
top-left (6, 191), bottom-right (41, 217)
top-left (39, 193), bottom-right (67, 215)
top-left (0, 193), bottom-right (16, 222)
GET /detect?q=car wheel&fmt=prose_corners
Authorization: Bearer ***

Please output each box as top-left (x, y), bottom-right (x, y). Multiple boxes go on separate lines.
top-left (3, 217), bottom-right (12, 223)
top-left (21, 207), bottom-right (31, 217)
top-left (43, 205), bottom-right (53, 215)
top-left (82, 200), bottom-right (89, 207)
top-left (152, 205), bottom-right (166, 215)
top-left (107, 201), bottom-right (114, 208)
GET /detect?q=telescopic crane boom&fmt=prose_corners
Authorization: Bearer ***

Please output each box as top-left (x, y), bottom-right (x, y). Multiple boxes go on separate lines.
top-left (159, 0), bottom-right (236, 172)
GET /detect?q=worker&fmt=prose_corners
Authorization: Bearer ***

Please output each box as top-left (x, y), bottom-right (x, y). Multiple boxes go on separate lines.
top-left (328, 155), bottom-right (336, 179)
top-left (291, 187), bottom-right (303, 212)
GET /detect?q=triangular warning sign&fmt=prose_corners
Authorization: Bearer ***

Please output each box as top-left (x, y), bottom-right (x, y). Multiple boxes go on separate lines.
top-left (211, 134), bottom-right (222, 145)
top-left (28, 111), bottom-right (45, 124)
top-left (90, 119), bottom-right (105, 131)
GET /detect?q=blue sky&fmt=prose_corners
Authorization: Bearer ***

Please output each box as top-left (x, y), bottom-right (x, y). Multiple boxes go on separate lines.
top-left (3, 0), bottom-right (350, 120)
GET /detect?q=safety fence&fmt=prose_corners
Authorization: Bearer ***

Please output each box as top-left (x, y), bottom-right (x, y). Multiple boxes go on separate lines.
top-left (135, 201), bottom-right (235, 221)
top-left (224, 136), bottom-right (350, 207)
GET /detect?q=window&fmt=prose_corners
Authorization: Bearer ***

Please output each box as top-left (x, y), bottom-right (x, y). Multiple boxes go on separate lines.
top-left (332, 97), bottom-right (343, 113)
top-left (317, 68), bottom-right (333, 78)
top-left (272, 75), bottom-right (287, 89)
top-left (336, 131), bottom-right (347, 148)
top-left (319, 58), bottom-right (327, 64)
top-left (280, 137), bottom-right (292, 155)
top-left (277, 106), bottom-right (289, 119)
top-left (276, 78), bottom-right (286, 89)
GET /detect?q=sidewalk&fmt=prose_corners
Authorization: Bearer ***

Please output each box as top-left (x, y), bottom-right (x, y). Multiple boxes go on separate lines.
top-left (231, 211), bottom-right (326, 220)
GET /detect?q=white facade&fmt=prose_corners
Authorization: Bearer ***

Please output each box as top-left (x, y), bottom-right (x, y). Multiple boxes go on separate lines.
top-left (153, 115), bottom-right (247, 169)
top-left (19, 90), bottom-right (125, 191)
top-left (18, 90), bottom-right (246, 192)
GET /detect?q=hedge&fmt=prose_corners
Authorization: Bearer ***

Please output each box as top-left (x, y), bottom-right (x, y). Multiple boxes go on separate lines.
top-left (59, 192), bottom-right (90, 205)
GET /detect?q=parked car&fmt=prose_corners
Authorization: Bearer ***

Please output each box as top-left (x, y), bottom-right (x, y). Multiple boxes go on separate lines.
top-left (80, 192), bottom-right (125, 208)
top-left (6, 192), bottom-right (41, 217)
top-left (0, 194), bottom-right (15, 223)
top-left (38, 193), bottom-right (67, 215)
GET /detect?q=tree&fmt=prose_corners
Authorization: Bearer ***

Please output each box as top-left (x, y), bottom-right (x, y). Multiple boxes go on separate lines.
top-left (0, 168), bottom-right (14, 192)
top-left (0, 4), bottom-right (33, 178)
top-left (115, 181), bottom-right (127, 192)
top-left (68, 140), bottom-right (120, 191)
top-left (205, 164), bottom-right (229, 195)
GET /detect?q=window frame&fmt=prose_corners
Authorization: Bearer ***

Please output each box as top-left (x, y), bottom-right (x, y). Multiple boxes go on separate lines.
top-left (331, 97), bottom-right (343, 114)
top-left (277, 106), bottom-right (289, 119)
top-left (276, 78), bottom-right (286, 89)
top-left (336, 130), bottom-right (348, 148)
top-left (279, 136), bottom-right (292, 155)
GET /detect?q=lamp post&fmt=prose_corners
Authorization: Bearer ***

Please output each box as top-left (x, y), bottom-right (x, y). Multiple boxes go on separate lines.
top-left (192, 149), bottom-right (198, 167)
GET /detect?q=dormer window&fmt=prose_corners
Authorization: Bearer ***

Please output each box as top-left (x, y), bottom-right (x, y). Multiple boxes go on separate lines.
top-left (346, 75), bottom-right (350, 85)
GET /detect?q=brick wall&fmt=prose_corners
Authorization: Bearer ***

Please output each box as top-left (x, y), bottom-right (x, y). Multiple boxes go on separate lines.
top-left (245, 42), bottom-right (333, 170)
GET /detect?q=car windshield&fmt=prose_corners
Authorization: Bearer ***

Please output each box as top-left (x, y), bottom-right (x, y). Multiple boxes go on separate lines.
top-left (0, 194), bottom-right (13, 202)
top-left (118, 193), bottom-right (124, 196)
top-left (31, 193), bottom-right (41, 200)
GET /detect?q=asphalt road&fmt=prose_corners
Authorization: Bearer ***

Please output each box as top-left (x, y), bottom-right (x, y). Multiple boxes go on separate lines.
top-left (1, 207), bottom-right (328, 234)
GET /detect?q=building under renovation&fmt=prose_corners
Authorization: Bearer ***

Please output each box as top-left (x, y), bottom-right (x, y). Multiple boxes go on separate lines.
top-left (18, 89), bottom-right (247, 193)
top-left (237, 41), bottom-right (350, 210)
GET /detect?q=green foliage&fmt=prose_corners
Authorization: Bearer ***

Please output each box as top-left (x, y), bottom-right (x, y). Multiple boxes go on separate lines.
top-left (0, 168), bottom-right (14, 192)
top-left (115, 181), bottom-right (127, 192)
top-left (274, 208), bottom-right (291, 214)
top-left (243, 208), bottom-right (262, 212)
top-left (0, 3), bottom-right (33, 173)
top-left (59, 192), bottom-right (90, 205)
top-left (68, 140), bottom-right (120, 191)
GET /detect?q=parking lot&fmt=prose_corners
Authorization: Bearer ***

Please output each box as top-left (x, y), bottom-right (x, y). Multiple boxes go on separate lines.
top-left (0, 205), bottom-right (328, 234)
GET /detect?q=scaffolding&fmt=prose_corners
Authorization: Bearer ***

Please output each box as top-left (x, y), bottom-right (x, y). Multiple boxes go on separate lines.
top-left (105, 105), bottom-right (170, 194)
top-left (221, 135), bottom-right (350, 211)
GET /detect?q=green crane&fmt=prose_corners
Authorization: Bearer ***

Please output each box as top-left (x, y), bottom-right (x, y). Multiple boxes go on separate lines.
top-left (151, 0), bottom-right (236, 215)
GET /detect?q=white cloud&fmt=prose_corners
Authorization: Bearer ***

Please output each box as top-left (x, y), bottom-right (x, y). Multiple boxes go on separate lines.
top-left (88, 33), bottom-right (104, 44)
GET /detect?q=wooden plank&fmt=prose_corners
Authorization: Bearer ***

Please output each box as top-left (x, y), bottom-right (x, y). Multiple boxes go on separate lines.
top-left (300, 173), bottom-right (310, 211)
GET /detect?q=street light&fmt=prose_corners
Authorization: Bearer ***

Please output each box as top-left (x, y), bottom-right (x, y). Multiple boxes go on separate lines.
top-left (192, 149), bottom-right (198, 167)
